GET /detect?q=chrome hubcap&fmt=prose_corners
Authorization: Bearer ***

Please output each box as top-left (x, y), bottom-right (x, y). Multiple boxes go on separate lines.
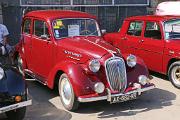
top-left (60, 78), bottom-right (72, 105)
top-left (171, 66), bottom-right (180, 86)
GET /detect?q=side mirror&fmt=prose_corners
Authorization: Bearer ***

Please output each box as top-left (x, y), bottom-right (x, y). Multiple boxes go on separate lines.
top-left (101, 29), bottom-right (107, 35)
top-left (40, 34), bottom-right (50, 40)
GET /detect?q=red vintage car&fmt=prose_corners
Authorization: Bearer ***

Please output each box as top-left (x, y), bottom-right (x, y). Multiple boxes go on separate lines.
top-left (104, 15), bottom-right (180, 89)
top-left (14, 10), bottom-right (155, 111)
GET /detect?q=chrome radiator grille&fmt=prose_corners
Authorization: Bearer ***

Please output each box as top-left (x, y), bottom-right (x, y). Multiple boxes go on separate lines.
top-left (105, 57), bottom-right (127, 93)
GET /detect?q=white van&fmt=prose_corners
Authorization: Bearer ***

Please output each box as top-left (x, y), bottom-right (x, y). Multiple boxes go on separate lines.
top-left (156, 1), bottom-right (180, 16)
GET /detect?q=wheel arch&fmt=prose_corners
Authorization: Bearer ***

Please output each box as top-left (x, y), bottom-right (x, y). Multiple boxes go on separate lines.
top-left (47, 61), bottom-right (94, 97)
top-left (53, 70), bottom-right (64, 89)
top-left (167, 58), bottom-right (180, 74)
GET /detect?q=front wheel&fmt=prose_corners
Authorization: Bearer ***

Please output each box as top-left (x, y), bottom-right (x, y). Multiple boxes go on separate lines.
top-left (59, 73), bottom-right (79, 111)
top-left (5, 107), bottom-right (26, 120)
top-left (168, 61), bottom-right (180, 89)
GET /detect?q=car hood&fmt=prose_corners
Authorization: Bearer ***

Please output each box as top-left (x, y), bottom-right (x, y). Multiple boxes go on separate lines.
top-left (56, 36), bottom-right (118, 62)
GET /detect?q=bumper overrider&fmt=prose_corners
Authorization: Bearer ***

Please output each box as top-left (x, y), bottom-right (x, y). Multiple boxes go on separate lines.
top-left (0, 100), bottom-right (32, 114)
top-left (78, 84), bottom-right (155, 103)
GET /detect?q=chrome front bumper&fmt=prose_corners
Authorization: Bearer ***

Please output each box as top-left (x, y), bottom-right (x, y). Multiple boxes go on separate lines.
top-left (78, 85), bottom-right (155, 103)
top-left (0, 100), bottom-right (32, 114)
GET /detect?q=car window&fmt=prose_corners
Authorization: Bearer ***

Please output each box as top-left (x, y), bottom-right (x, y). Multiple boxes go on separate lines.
top-left (23, 19), bottom-right (31, 34)
top-left (164, 19), bottom-right (180, 40)
top-left (144, 22), bottom-right (162, 40)
top-left (52, 19), bottom-right (100, 39)
top-left (127, 21), bottom-right (143, 36)
top-left (34, 20), bottom-right (50, 38)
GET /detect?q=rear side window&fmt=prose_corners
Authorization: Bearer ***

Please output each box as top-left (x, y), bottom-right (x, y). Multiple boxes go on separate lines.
top-left (34, 20), bottom-right (49, 38)
top-left (144, 22), bottom-right (162, 39)
top-left (127, 21), bottom-right (143, 36)
top-left (23, 19), bottom-right (31, 34)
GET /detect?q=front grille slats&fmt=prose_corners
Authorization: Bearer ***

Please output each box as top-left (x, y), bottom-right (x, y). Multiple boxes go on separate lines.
top-left (105, 57), bottom-right (127, 93)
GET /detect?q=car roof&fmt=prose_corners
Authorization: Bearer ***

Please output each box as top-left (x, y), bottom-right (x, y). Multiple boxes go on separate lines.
top-left (24, 10), bottom-right (97, 20)
top-left (125, 15), bottom-right (180, 21)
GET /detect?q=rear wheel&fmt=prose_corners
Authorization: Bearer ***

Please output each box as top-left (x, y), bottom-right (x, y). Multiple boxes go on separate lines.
top-left (59, 73), bottom-right (79, 111)
top-left (5, 107), bottom-right (26, 120)
top-left (168, 61), bottom-right (180, 89)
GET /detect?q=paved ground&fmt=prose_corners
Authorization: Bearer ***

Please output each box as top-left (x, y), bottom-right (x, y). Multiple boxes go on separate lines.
top-left (0, 72), bottom-right (180, 120)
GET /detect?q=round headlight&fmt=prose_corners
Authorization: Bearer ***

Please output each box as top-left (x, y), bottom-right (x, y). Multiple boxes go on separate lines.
top-left (127, 54), bottom-right (137, 68)
top-left (89, 59), bottom-right (100, 73)
top-left (138, 75), bottom-right (148, 85)
top-left (0, 67), bottom-right (5, 80)
top-left (94, 82), bottom-right (105, 94)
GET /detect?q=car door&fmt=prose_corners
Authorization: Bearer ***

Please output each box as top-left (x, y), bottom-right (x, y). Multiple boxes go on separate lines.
top-left (121, 21), bottom-right (143, 55)
top-left (31, 19), bottom-right (54, 80)
top-left (138, 21), bottom-right (165, 72)
top-left (22, 18), bottom-right (33, 69)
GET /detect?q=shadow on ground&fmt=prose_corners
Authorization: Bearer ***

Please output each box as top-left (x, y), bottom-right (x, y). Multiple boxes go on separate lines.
top-left (75, 88), bottom-right (176, 119)
top-left (150, 71), bottom-right (168, 81)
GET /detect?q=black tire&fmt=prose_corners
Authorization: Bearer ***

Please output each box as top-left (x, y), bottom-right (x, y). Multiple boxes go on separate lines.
top-left (5, 107), bottom-right (26, 120)
top-left (168, 61), bottom-right (180, 89)
top-left (59, 73), bottom-right (79, 111)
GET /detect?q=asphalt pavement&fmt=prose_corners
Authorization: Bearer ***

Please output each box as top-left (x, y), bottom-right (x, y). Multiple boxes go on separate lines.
top-left (0, 72), bottom-right (179, 120)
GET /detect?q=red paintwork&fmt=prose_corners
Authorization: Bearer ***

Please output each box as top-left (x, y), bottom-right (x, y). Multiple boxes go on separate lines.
top-left (16, 10), bottom-right (151, 98)
top-left (104, 15), bottom-right (180, 75)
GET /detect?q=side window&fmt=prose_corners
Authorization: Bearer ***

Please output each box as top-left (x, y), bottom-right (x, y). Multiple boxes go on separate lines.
top-left (23, 19), bottom-right (31, 34)
top-left (34, 20), bottom-right (49, 38)
top-left (127, 21), bottom-right (143, 36)
top-left (144, 22), bottom-right (162, 40)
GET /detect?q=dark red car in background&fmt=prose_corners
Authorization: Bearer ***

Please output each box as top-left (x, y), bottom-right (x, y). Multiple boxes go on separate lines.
top-left (104, 15), bottom-right (180, 89)
top-left (14, 10), bottom-right (155, 111)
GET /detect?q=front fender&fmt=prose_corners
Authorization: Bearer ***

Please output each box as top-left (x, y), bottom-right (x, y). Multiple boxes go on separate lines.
top-left (0, 69), bottom-right (25, 95)
top-left (47, 61), bottom-right (94, 97)
top-left (123, 54), bottom-right (149, 84)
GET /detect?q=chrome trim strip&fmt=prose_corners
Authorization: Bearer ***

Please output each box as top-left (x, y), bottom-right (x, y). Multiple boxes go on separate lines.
top-left (0, 100), bottom-right (32, 114)
top-left (78, 85), bottom-right (155, 103)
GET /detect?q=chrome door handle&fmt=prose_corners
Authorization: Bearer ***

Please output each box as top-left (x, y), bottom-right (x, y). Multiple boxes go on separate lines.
top-left (122, 37), bottom-right (128, 40)
top-left (169, 50), bottom-right (174, 54)
top-left (139, 40), bottom-right (144, 43)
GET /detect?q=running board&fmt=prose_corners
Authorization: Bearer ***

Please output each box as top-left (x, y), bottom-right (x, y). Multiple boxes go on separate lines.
top-left (24, 69), bottom-right (47, 86)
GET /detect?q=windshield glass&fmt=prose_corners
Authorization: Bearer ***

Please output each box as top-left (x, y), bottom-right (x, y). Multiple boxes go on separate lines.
top-left (52, 18), bottom-right (101, 39)
top-left (164, 19), bottom-right (180, 39)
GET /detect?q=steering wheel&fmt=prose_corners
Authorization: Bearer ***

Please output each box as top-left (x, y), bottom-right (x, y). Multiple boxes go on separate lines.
top-left (80, 29), bottom-right (91, 35)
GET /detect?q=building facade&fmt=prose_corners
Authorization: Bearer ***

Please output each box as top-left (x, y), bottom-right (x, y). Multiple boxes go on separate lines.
top-left (1, 0), bottom-right (150, 44)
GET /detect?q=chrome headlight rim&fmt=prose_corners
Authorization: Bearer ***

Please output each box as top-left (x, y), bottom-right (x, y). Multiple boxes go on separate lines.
top-left (89, 59), bottom-right (101, 73)
top-left (138, 75), bottom-right (149, 85)
top-left (94, 82), bottom-right (105, 94)
top-left (127, 54), bottom-right (137, 68)
top-left (0, 67), bottom-right (5, 80)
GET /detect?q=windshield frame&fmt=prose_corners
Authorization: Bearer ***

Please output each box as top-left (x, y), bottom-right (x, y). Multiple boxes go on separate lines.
top-left (51, 18), bottom-right (101, 40)
top-left (163, 18), bottom-right (180, 40)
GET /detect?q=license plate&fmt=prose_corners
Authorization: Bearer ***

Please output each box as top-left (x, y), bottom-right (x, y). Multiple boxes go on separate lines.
top-left (111, 92), bottom-right (137, 103)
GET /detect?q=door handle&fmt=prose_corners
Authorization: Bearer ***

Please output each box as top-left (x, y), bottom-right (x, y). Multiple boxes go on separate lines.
top-left (139, 40), bottom-right (144, 43)
top-left (122, 37), bottom-right (128, 40)
top-left (169, 50), bottom-right (174, 54)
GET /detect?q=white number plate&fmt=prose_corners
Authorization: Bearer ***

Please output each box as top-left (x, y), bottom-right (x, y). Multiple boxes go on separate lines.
top-left (111, 92), bottom-right (137, 103)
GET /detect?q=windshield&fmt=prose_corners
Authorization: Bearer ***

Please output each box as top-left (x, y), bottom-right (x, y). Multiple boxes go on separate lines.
top-left (164, 19), bottom-right (180, 39)
top-left (52, 18), bottom-right (101, 39)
